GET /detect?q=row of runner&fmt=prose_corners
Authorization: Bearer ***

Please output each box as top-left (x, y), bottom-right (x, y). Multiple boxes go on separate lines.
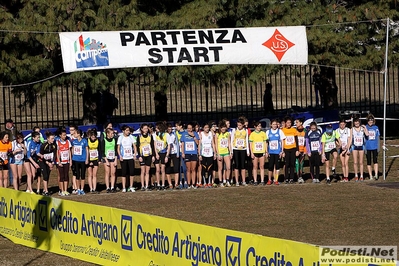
top-left (0, 114), bottom-right (380, 195)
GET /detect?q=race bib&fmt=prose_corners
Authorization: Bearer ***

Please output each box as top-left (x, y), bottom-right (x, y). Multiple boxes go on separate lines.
top-left (254, 142), bottom-right (264, 152)
top-left (202, 146), bottom-right (212, 157)
top-left (15, 153), bottom-right (24, 161)
top-left (142, 145), bottom-right (151, 156)
top-left (326, 142), bottom-right (335, 150)
top-left (106, 150), bottom-right (115, 159)
top-left (156, 141), bottom-right (164, 151)
top-left (43, 153), bottom-right (54, 161)
top-left (369, 130), bottom-right (376, 140)
top-left (354, 137), bottom-right (363, 146)
top-left (298, 136), bottom-right (305, 146)
top-left (124, 147), bottom-right (133, 157)
top-left (340, 139), bottom-right (347, 149)
top-left (73, 146), bottom-right (82, 156)
top-left (60, 150), bottom-right (69, 161)
top-left (0, 152), bottom-right (7, 160)
top-left (220, 139), bottom-right (228, 148)
top-left (269, 140), bottom-right (278, 150)
top-left (185, 142), bottom-right (195, 152)
top-left (89, 149), bottom-right (99, 159)
top-left (236, 138), bottom-right (245, 147)
top-left (285, 136), bottom-right (295, 145)
top-left (311, 141), bottom-right (320, 151)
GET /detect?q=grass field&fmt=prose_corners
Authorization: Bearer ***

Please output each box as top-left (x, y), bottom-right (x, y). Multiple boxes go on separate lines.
top-left (1, 139), bottom-right (399, 265)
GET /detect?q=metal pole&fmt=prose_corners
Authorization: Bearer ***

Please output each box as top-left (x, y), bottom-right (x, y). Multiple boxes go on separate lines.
top-left (383, 18), bottom-right (389, 180)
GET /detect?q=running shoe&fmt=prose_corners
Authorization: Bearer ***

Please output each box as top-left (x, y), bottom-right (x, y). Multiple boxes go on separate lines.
top-left (169, 185), bottom-right (174, 189)
top-left (184, 183), bottom-right (188, 189)
top-left (58, 191), bottom-right (62, 196)
top-left (106, 188), bottom-right (111, 193)
top-left (42, 191), bottom-right (50, 196)
top-left (80, 190), bottom-right (86, 195)
top-left (332, 168), bottom-right (336, 176)
top-left (242, 182), bottom-right (248, 186)
top-left (284, 179), bottom-right (289, 184)
top-left (354, 177), bottom-right (359, 182)
top-left (375, 175), bottom-right (379, 180)
top-left (122, 188), bottom-right (126, 193)
top-left (235, 183), bottom-right (240, 187)
top-left (64, 191), bottom-right (70, 196)
top-left (219, 183), bottom-right (225, 188)
top-left (298, 178), bottom-right (304, 184)
top-left (260, 182), bottom-right (265, 186)
top-left (72, 189), bottom-right (78, 195)
top-left (312, 179), bottom-right (317, 183)
top-left (266, 180), bottom-right (272, 185)
top-left (326, 178), bottom-right (331, 184)
top-left (253, 181), bottom-right (258, 186)
top-left (315, 179), bottom-right (320, 183)
top-left (359, 177), bottom-right (364, 182)
top-left (289, 179), bottom-right (294, 184)
top-left (128, 187), bottom-right (136, 192)
top-left (226, 181), bottom-right (231, 187)
top-left (274, 181), bottom-right (279, 185)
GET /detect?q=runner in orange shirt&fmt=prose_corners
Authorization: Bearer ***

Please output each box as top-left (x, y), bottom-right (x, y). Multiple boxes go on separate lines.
top-left (0, 131), bottom-right (12, 188)
top-left (281, 117), bottom-right (299, 184)
top-left (295, 118), bottom-right (307, 183)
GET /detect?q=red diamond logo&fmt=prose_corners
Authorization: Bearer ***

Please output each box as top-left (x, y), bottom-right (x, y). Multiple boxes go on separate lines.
top-left (262, 29), bottom-right (295, 62)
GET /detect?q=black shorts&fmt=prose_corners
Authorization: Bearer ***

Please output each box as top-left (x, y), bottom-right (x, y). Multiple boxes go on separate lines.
top-left (88, 160), bottom-right (99, 167)
top-left (352, 145), bottom-right (364, 151)
top-left (324, 149), bottom-right (337, 161)
top-left (121, 159), bottom-right (135, 177)
top-left (184, 154), bottom-right (198, 162)
top-left (71, 162), bottom-right (77, 176)
top-left (253, 153), bottom-right (264, 158)
top-left (103, 158), bottom-right (116, 163)
top-left (140, 156), bottom-right (152, 167)
top-left (233, 150), bottom-right (246, 170)
top-left (0, 164), bottom-right (9, 170)
top-left (154, 153), bottom-right (167, 164)
top-left (268, 154), bottom-right (280, 171)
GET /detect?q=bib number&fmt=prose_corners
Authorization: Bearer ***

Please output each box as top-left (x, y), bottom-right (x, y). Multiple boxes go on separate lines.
top-left (185, 142), bottom-right (195, 152)
top-left (73, 146), bottom-right (82, 156)
top-left (236, 138), bottom-right (245, 147)
top-left (90, 150), bottom-right (98, 159)
top-left (124, 147), bottom-right (133, 157)
top-left (220, 139), bottom-right (228, 148)
top-left (254, 142), bottom-right (264, 152)
top-left (43, 153), bottom-right (53, 161)
top-left (60, 150), bottom-right (69, 161)
top-left (142, 145), bottom-right (151, 156)
top-left (156, 141), bottom-right (164, 151)
top-left (369, 130), bottom-right (376, 140)
top-left (106, 150), bottom-right (115, 159)
top-left (285, 136), bottom-right (295, 146)
top-left (311, 141), bottom-right (320, 152)
top-left (298, 136), bottom-right (305, 146)
top-left (354, 137), bottom-right (363, 146)
top-left (326, 142), bottom-right (335, 150)
top-left (269, 140), bottom-right (278, 150)
top-left (15, 153), bottom-right (24, 161)
top-left (0, 152), bottom-right (7, 160)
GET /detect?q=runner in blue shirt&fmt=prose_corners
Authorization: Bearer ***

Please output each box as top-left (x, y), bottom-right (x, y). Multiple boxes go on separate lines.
top-left (180, 122), bottom-right (200, 189)
top-left (365, 114), bottom-right (380, 180)
top-left (71, 129), bottom-right (89, 195)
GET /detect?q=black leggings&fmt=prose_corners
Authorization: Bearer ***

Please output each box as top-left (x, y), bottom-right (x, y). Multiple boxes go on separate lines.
top-left (309, 152), bottom-right (321, 179)
top-left (166, 154), bottom-right (180, 174)
top-left (284, 148), bottom-right (296, 180)
top-left (201, 156), bottom-right (213, 183)
top-left (366, 150), bottom-right (378, 165)
top-left (39, 161), bottom-right (51, 182)
top-left (73, 161), bottom-right (86, 180)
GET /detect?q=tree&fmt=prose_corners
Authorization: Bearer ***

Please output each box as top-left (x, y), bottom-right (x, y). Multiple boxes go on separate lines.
top-left (1, 0), bottom-right (399, 122)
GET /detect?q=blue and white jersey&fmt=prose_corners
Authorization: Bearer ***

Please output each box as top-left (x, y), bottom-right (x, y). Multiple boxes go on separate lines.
top-left (365, 125), bottom-right (380, 150)
top-left (180, 131), bottom-right (200, 155)
top-left (266, 128), bottom-right (285, 154)
top-left (306, 130), bottom-right (322, 153)
top-left (26, 140), bottom-right (41, 160)
top-left (71, 138), bottom-right (88, 162)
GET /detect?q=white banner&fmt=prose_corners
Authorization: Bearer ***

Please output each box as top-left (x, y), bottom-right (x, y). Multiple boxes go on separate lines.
top-left (59, 27), bottom-right (308, 72)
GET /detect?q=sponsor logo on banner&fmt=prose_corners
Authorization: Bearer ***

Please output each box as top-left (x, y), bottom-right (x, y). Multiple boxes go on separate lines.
top-left (262, 29), bottom-right (295, 61)
top-left (120, 215), bottom-right (132, 251)
top-left (74, 35), bottom-right (109, 69)
top-left (226, 236), bottom-right (242, 266)
top-left (38, 200), bottom-right (48, 232)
